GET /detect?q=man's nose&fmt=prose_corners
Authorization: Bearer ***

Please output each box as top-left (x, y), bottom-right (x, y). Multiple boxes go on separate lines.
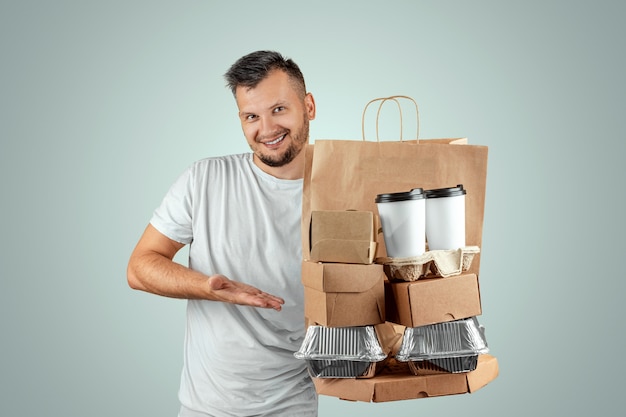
top-left (258, 116), bottom-right (278, 137)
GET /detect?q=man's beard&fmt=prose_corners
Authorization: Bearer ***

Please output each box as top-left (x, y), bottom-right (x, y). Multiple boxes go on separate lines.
top-left (255, 117), bottom-right (309, 168)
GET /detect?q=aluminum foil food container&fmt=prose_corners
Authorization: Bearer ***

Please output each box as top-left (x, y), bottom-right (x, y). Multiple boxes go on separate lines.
top-left (408, 355), bottom-right (480, 375)
top-left (305, 359), bottom-right (378, 378)
top-left (396, 317), bottom-right (489, 373)
top-left (294, 325), bottom-right (387, 378)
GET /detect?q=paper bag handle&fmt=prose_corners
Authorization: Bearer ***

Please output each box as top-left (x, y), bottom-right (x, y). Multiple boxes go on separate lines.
top-left (361, 95), bottom-right (420, 142)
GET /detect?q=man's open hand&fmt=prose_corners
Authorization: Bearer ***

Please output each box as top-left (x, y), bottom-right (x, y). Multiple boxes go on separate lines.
top-left (207, 275), bottom-right (285, 311)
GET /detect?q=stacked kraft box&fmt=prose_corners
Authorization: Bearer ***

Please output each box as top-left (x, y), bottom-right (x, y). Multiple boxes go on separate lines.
top-left (298, 210), bottom-right (498, 403)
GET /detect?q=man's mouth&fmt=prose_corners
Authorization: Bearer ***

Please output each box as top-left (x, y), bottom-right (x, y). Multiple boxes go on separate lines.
top-left (264, 134), bottom-right (286, 146)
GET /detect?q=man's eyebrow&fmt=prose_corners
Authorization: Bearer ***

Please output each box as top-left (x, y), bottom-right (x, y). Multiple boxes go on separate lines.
top-left (240, 100), bottom-right (289, 116)
top-left (269, 100), bottom-right (288, 109)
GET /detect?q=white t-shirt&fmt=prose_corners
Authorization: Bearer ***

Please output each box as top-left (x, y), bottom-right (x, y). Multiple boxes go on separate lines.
top-left (150, 153), bottom-right (317, 417)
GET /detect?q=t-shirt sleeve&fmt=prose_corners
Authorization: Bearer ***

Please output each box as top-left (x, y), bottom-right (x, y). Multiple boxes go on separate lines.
top-left (150, 165), bottom-right (194, 245)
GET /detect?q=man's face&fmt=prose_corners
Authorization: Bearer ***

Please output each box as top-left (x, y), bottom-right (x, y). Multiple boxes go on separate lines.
top-left (235, 70), bottom-right (315, 171)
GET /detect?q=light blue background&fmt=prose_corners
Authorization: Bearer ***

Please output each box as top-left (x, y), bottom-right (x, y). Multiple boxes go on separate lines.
top-left (1, 1), bottom-right (624, 416)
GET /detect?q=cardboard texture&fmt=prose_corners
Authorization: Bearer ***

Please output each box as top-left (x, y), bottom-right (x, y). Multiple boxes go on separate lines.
top-left (313, 354), bottom-right (498, 403)
top-left (302, 261), bottom-right (385, 327)
top-left (385, 274), bottom-right (482, 328)
top-left (373, 322), bottom-right (402, 357)
top-left (301, 138), bottom-right (488, 276)
top-left (360, 322), bottom-right (403, 379)
top-left (309, 210), bottom-right (378, 264)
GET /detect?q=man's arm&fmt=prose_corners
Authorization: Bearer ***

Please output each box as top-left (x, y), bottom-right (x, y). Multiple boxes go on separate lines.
top-left (127, 224), bottom-right (285, 310)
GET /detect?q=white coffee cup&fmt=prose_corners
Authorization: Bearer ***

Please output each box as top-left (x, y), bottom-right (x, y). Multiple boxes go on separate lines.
top-left (375, 188), bottom-right (426, 258)
top-left (425, 184), bottom-right (466, 250)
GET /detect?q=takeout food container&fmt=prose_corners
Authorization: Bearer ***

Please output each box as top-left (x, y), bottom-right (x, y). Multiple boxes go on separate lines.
top-left (396, 317), bottom-right (489, 374)
top-left (294, 325), bottom-right (389, 378)
top-left (408, 355), bottom-right (480, 375)
top-left (301, 261), bottom-right (385, 327)
top-left (384, 273), bottom-right (482, 328)
top-left (309, 210), bottom-right (378, 264)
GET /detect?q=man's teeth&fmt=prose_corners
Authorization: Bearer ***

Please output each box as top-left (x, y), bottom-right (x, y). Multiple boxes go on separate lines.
top-left (266, 135), bottom-right (285, 145)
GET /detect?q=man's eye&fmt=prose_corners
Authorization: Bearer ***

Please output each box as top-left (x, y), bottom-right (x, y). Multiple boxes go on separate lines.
top-left (246, 114), bottom-right (257, 121)
top-left (273, 106), bottom-right (285, 113)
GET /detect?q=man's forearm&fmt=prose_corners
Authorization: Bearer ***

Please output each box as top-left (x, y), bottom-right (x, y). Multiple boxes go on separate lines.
top-left (127, 251), bottom-right (212, 299)
top-left (127, 225), bottom-right (285, 309)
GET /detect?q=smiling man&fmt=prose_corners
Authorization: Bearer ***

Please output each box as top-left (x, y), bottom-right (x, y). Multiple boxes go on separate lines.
top-left (127, 51), bottom-right (318, 416)
top-left (234, 62), bottom-right (315, 179)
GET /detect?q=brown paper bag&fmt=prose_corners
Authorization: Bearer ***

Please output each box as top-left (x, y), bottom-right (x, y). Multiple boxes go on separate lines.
top-left (302, 96), bottom-right (488, 276)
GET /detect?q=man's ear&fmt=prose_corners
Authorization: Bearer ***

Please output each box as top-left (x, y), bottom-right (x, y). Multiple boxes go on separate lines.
top-left (305, 93), bottom-right (316, 120)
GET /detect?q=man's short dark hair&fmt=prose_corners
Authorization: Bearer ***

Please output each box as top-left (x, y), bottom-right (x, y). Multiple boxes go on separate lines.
top-left (224, 50), bottom-right (306, 97)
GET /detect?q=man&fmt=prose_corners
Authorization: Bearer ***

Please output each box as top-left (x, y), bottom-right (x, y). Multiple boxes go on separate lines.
top-left (127, 50), bottom-right (318, 416)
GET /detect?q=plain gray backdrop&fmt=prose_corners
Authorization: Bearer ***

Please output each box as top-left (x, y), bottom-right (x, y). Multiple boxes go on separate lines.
top-left (1, 0), bottom-right (624, 416)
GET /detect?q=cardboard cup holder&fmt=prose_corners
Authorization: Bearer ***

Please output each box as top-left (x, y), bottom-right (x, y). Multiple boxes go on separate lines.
top-left (378, 246), bottom-right (480, 282)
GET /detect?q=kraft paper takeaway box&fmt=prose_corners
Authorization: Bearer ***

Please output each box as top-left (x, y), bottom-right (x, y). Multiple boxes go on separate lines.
top-left (302, 261), bottom-right (385, 327)
top-left (385, 273), bottom-right (482, 328)
top-left (309, 210), bottom-right (378, 264)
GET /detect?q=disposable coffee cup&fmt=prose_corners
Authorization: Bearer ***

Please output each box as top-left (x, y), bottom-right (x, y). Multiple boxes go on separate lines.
top-left (424, 184), bottom-right (467, 250)
top-left (375, 188), bottom-right (426, 258)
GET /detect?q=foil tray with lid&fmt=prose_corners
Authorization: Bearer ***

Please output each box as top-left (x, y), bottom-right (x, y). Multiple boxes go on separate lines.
top-left (294, 325), bottom-right (388, 378)
top-left (395, 317), bottom-right (489, 374)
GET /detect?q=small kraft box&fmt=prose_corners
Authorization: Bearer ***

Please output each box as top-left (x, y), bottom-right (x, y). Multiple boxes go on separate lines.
top-left (302, 261), bottom-right (385, 327)
top-left (309, 210), bottom-right (378, 264)
top-left (385, 273), bottom-right (482, 328)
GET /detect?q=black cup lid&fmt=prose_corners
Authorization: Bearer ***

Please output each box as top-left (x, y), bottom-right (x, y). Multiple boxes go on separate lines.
top-left (425, 184), bottom-right (466, 199)
top-left (375, 188), bottom-right (425, 203)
